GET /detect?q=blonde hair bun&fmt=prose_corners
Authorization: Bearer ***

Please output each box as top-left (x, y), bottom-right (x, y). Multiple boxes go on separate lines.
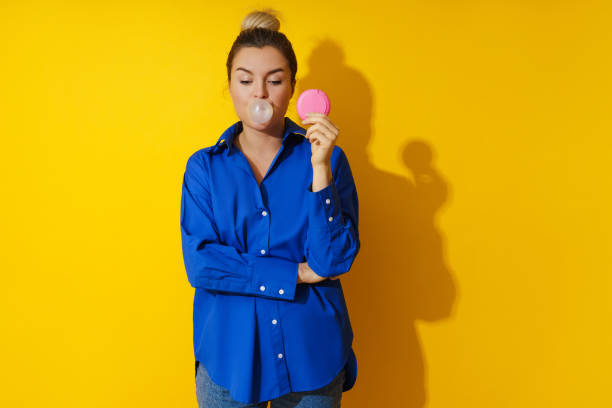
top-left (240, 9), bottom-right (281, 32)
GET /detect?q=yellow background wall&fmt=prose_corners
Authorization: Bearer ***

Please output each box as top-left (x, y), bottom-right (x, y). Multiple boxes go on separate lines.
top-left (2, 1), bottom-right (610, 406)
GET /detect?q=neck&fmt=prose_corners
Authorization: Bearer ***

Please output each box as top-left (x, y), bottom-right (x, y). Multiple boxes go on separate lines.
top-left (235, 119), bottom-right (285, 156)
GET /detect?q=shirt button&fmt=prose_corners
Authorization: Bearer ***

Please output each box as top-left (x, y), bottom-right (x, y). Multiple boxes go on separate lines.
top-left (277, 353), bottom-right (283, 359)
top-left (261, 210), bottom-right (267, 216)
top-left (325, 198), bottom-right (331, 205)
top-left (278, 289), bottom-right (284, 295)
top-left (272, 319), bottom-right (277, 325)
top-left (259, 285), bottom-right (266, 292)
top-left (260, 249), bottom-right (266, 254)
top-left (328, 216), bottom-right (333, 222)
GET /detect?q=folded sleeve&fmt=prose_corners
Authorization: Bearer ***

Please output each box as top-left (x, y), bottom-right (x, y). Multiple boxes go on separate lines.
top-left (305, 148), bottom-right (361, 278)
top-left (180, 152), bottom-right (298, 301)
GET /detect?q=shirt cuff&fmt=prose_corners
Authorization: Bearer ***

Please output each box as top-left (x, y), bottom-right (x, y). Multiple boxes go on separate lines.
top-left (307, 181), bottom-right (343, 233)
top-left (248, 256), bottom-right (299, 301)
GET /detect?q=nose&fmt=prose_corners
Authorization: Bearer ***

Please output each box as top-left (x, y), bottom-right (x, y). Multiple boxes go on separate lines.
top-left (253, 79), bottom-right (269, 99)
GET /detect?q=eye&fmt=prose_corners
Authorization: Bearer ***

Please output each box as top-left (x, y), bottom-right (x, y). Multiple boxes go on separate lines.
top-left (239, 80), bottom-right (282, 85)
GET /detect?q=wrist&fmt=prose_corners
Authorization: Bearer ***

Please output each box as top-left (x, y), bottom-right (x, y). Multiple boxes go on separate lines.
top-left (311, 160), bottom-right (330, 169)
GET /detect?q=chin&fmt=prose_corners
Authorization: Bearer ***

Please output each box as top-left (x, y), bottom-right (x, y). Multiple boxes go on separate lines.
top-left (246, 116), bottom-right (283, 129)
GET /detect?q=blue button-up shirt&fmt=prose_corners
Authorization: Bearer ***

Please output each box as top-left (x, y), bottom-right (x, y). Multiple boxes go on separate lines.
top-left (180, 116), bottom-right (360, 404)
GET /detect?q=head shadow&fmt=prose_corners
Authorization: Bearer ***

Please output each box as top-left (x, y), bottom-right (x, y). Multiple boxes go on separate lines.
top-left (296, 37), bottom-right (459, 407)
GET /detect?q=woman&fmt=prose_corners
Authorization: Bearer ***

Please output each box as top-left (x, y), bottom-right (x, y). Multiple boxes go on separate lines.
top-left (180, 9), bottom-right (360, 408)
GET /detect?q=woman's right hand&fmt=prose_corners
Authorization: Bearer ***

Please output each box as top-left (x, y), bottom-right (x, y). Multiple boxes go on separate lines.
top-left (297, 261), bottom-right (339, 284)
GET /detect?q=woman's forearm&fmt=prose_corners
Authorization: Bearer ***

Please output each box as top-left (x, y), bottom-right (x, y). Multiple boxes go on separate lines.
top-left (311, 162), bottom-right (332, 192)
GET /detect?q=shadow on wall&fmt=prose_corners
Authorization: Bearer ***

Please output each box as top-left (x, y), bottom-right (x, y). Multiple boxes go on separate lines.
top-left (297, 38), bottom-right (459, 408)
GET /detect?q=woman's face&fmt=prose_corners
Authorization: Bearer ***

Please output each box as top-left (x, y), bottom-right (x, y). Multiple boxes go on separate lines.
top-left (229, 45), bottom-right (294, 131)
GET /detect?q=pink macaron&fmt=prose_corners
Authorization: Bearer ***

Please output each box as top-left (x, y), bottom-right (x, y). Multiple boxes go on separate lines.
top-left (296, 89), bottom-right (331, 121)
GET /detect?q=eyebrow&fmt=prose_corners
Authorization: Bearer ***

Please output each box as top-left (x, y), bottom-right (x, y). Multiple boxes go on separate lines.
top-left (235, 67), bottom-right (285, 75)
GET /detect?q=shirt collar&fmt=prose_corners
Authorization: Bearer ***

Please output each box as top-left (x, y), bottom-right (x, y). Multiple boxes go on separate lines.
top-left (214, 117), bottom-right (306, 155)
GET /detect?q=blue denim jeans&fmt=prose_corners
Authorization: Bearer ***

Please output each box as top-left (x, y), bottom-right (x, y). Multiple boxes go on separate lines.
top-left (195, 361), bottom-right (345, 408)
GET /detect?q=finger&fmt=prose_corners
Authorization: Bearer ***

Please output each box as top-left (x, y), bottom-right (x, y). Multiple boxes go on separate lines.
top-left (306, 124), bottom-right (333, 144)
top-left (304, 112), bottom-right (332, 122)
top-left (316, 120), bottom-right (338, 139)
top-left (302, 112), bottom-right (336, 129)
top-left (311, 122), bottom-right (337, 142)
top-left (306, 124), bottom-right (329, 139)
top-left (302, 114), bottom-right (338, 135)
top-left (306, 129), bottom-right (329, 146)
top-left (308, 132), bottom-right (320, 145)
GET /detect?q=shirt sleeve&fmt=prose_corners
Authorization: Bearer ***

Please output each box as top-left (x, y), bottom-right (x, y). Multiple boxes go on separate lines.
top-left (180, 152), bottom-right (299, 301)
top-left (305, 148), bottom-right (361, 278)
